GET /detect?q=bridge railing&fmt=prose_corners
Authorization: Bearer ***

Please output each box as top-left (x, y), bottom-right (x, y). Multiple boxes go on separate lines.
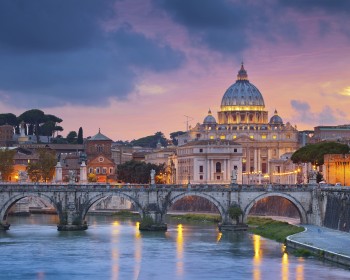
top-left (0, 182), bottom-right (319, 192)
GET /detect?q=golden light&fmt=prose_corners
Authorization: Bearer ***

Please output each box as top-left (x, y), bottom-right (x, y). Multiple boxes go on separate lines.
top-left (253, 235), bottom-right (261, 280)
top-left (282, 251), bottom-right (289, 280)
top-left (216, 232), bottom-right (222, 243)
top-left (177, 224), bottom-right (184, 276)
top-left (340, 86), bottom-right (350, 96)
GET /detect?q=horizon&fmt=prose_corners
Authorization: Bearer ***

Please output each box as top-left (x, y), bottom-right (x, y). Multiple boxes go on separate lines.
top-left (0, 1), bottom-right (349, 141)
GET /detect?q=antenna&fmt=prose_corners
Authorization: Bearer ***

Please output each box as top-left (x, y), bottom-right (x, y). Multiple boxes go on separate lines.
top-left (184, 115), bottom-right (193, 131)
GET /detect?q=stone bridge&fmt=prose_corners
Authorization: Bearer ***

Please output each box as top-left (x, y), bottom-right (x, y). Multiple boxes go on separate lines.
top-left (0, 183), bottom-right (346, 231)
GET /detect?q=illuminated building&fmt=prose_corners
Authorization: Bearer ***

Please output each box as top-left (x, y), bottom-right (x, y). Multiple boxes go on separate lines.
top-left (177, 64), bottom-right (299, 183)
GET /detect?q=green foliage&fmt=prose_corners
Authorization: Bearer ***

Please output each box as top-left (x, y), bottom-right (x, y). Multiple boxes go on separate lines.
top-left (228, 205), bottom-right (243, 224)
top-left (0, 149), bottom-right (16, 181)
top-left (293, 248), bottom-right (312, 257)
top-left (77, 127), bottom-right (83, 144)
top-left (139, 215), bottom-right (154, 228)
top-left (117, 160), bottom-right (165, 183)
top-left (291, 142), bottom-right (349, 166)
top-left (170, 131), bottom-right (186, 146)
top-left (66, 131), bottom-right (77, 144)
top-left (130, 132), bottom-right (167, 148)
top-left (247, 217), bottom-right (304, 243)
top-left (18, 109), bottom-right (45, 142)
top-left (0, 113), bottom-right (18, 126)
top-left (27, 149), bottom-right (57, 182)
top-left (170, 213), bottom-right (221, 223)
top-left (88, 173), bottom-right (97, 182)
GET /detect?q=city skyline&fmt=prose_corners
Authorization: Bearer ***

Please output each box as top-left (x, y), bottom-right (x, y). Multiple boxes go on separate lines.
top-left (0, 1), bottom-right (350, 141)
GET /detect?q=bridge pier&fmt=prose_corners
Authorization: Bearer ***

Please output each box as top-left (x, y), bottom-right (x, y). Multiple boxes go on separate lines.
top-left (139, 203), bottom-right (167, 231)
top-left (57, 202), bottom-right (88, 231)
top-left (0, 222), bottom-right (10, 231)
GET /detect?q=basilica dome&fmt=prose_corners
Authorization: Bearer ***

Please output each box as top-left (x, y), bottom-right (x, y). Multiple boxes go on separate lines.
top-left (269, 110), bottom-right (283, 125)
top-left (220, 64), bottom-right (265, 111)
top-left (203, 109), bottom-right (217, 124)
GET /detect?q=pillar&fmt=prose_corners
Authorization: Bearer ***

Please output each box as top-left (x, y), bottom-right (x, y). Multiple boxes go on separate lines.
top-left (80, 161), bottom-right (87, 183)
top-left (55, 162), bottom-right (62, 183)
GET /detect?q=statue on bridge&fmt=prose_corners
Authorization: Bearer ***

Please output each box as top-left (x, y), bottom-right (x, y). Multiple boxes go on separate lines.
top-left (231, 168), bottom-right (238, 184)
top-left (68, 170), bottom-right (77, 184)
top-left (308, 169), bottom-right (317, 184)
top-left (18, 171), bottom-right (28, 183)
top-left (150, 169), bottom-right (156, 185)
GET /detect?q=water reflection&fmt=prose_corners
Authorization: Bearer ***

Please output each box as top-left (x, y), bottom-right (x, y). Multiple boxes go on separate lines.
top-left (216, 231), bottom-right (222, 243)
top-left (177, 224), bottom-right (184, 276)
top-left (282, 252), bottom-right (289, 280)
top-left (296, 258), bottom-right (304, 280)
top-left (134, 222), bottom-right (142, 280)
top-left (111, 220), bottom-right (120, 280)
top-left (253, 235), bottom-right (262, 280)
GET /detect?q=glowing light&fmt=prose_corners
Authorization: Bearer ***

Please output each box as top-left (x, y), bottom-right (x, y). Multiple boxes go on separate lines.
top-left (233, 135), bottom-right (237, 139)
top-left (282, 252), bottom-right (289, 280)
top-left (261, 135), bottom-right (266, 139)
top-left (216, 232), bottom-right (222, 243)
top-left (177, 224), bottom-right (184, 276)
top-left (253, 235), bottom-right (261, 280)
top-left (210, 136), bottom-right (214, 139)
top-left (134, 222), bottom-right (142, 279)
top-left (220, 135), bottom-right (226, 139)
top-left (340, 86), bottom-right (350, 96)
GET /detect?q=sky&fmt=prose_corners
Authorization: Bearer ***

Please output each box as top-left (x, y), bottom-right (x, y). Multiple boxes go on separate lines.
top-left (0, 0), bottom-right (350, 141)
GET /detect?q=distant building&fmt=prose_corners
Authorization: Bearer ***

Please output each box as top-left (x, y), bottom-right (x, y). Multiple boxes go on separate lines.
top-left (312, 125), bottom-right (350, 144)
top-left (176, 139), bottom-right (242, 184)
top-left (177, 64), bottom-right (299, 183)
top-left (0, 125), bottom-right (14, 147)
top-left (86, 130), bottom-right (116, 182)
top-left (324, 154), bottom-right (350, 186)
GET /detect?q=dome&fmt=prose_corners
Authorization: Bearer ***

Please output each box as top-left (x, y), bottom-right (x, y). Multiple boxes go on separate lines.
top-left (203, 109), bottom-right (217, 124)
top-left (220, 64), bottom-right (265, 111)
top-left (269, 110), bottom-right (283, 125)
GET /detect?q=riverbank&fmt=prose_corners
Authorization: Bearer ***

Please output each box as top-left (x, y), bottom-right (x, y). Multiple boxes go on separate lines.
top-left (286, 225), bottom-right (350, 268)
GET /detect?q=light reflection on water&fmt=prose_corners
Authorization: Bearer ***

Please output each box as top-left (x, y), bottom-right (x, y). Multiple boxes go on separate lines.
top-left (0, 214), bottom-right (349, 280)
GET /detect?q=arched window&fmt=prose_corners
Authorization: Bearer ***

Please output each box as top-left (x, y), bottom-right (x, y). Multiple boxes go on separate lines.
top-left (216, 162), bottom-right (221, 173)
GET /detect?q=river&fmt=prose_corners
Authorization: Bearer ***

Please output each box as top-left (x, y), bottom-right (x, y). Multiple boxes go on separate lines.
top-left (0, 214), bottom-right (349, 280)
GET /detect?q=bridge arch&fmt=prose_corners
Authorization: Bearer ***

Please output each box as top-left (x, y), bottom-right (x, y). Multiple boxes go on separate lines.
top-left (0, 193), bottom-right (61, 225)
top-left (166, 192), bottom-right (226, 220)
top-left (243, 192), bottom-right (308, 224)
top-left (82, 192), bottom-right (144, 220)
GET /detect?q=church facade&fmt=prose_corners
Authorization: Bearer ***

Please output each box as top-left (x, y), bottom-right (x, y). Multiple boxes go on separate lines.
top-left (176, 64), bottom-right (300, 184)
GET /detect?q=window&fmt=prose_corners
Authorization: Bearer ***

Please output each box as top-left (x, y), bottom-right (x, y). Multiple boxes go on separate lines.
top-left (109, 168), bottom-right (113, 174)
top-left (220, 135), bottom-right (226, 139)
top-left (234, 148), bottom-right (237, 152)
top-left (102, 168), bottom-right (107, 174)
top-left (261, 135), bottom-right (267, 139)
top-left (96, 168), bottom-right (100, 174)
top-left (199, 165), bottom-right (203, 172)
top-left (217, 176), bottom-right (221, 180)
top-left (210, 135), bottom-right (214, 139)
top-left (199, 148), bottom-right (203, 153)
top-left (200, 175), bottom-right (203, 180)
top-left (216, 162), bottom-right (221, 173)
top-left (89, 168), bottom-right (93, 173)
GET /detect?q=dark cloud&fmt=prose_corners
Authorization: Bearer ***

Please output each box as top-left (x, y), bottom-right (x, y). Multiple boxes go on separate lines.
top-left (0, 1), bottom-right (185, 107)
top-left (279, 0), bottom-right (350, 14)
top-left (291, 100), bottom-right (344, 125)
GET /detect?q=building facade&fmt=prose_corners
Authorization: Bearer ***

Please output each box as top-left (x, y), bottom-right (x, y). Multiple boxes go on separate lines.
top-left (177, 64), bottom-right (300, 183)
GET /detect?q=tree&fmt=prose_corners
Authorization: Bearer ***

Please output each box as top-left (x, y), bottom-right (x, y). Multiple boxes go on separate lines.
top-left (0, 149), bottom-right (16, 181)
top-left (228, 204), bottom-right (243, 224)
top-left (291, 142), bottom-right (349, 166)
top-left (170, 131), bottom-right (186, 146)
top-left (0, 113), bottom-right (18, 126)
top-left (77, 127), bottom-right (83, 144)
top-left (117, 160), bottom-right (165, 183)
top-left (130, 132), bottom-right (168, 148)
top-left (27, 149), bottom-right (57, 182)
top-left (18, 109), bottom-right (45, 143)
top-left (66, 131), bottom-right (77, 144)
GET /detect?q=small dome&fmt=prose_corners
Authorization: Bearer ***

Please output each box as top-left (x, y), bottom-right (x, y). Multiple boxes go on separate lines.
top-left (203, 109), bottom-right (217, 124)
top-left (269, 110), bottom-right (283, 125)
top-left (220, 63), bottom-right (265, 110)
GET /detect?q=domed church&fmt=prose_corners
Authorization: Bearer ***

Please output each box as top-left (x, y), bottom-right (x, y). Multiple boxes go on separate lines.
top-left (176, 64), bottom-right (299, 184)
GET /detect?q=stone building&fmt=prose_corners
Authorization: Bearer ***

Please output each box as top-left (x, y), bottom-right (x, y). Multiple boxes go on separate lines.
top-left (324, 154), bottom-right (350, 186)
top-left (0, 125), bottom-right (14, 147)
top-left (177, 64), bottom-right (300, 183)
top-left (176, 140), bottom-right (242, 184)
top-left (86, 130), bottom-right (116, 182)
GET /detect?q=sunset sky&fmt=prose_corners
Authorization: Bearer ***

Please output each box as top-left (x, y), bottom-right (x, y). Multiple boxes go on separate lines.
top-left (0, 0), bottom-right (350, 141)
